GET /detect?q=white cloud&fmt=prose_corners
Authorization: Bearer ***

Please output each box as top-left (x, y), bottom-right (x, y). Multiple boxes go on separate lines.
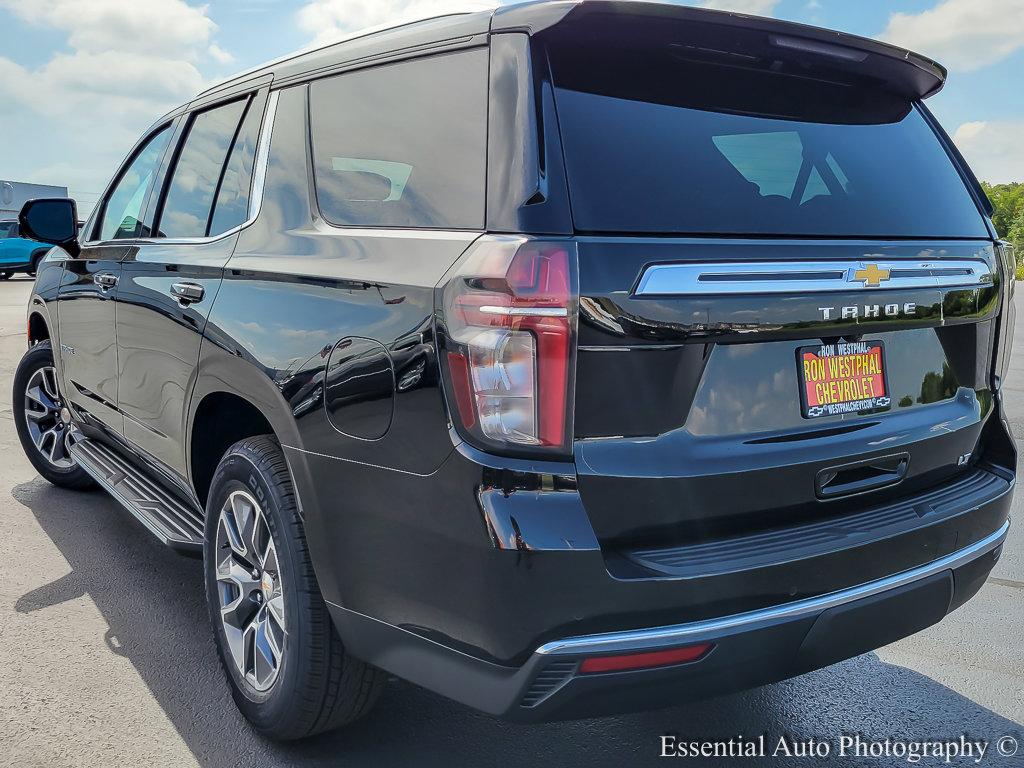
top-left (953, 121), bottom-right (1024, 184)
top-left (3, 0), bottom-right (218, 58)
top-left (700, 0), bottom-right (778, 15)
top-left (880, 0), bottom-right (1024, 71)
top-left (208, 44), bottom-right (236, 64)
top-left (0, 0), bottom-right (230, 214)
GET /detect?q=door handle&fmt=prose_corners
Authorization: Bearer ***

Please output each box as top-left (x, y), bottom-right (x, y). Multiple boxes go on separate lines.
top-left (94, 273), bottom-right (118, 290)
top-left (170, 281), bottom-right (205, 304)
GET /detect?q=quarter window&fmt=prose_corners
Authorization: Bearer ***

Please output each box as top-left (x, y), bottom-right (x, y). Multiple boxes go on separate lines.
top-left (209, 96), bottom-right (264, 237)
top-left (309, 49), bottom-right (488, 229)
top-left (98, 124), bottom-right (173, 241)
top-left (157, 98), bottom-right (249, 238)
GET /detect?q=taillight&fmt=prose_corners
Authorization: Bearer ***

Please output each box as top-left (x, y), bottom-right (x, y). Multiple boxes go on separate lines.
top-left (994, 241), bottom-right (1016, 388)
top-left (438, 236), bottom-right (578, 457)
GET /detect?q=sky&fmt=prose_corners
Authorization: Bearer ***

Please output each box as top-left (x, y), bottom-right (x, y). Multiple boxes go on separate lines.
top-left (0, 0), bottom-right (1022, 216)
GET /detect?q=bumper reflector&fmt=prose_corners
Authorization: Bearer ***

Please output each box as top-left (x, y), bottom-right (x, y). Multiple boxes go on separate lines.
top-left (578, 643), bottom-right (713, 674)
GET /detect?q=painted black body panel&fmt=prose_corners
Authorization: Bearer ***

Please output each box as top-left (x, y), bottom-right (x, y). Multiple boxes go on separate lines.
top-left (57, 244), bottom-right (135, 437)
top-left (117, 239), bottom-right (234, 481)
top-left (569, 238), bottom-right (1001, 543)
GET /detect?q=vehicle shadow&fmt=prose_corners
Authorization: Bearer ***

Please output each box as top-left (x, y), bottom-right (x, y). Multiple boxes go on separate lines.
top-left (12, 478), bottom-right (1023, 767)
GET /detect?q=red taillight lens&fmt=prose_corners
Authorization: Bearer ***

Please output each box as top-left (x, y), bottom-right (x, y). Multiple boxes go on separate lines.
top-left (578, 643), bottom-right (713, 674)
top-left (994, 241), bottom-right (1016, 388)
top-left (439, 237), bottom-right (577, 455)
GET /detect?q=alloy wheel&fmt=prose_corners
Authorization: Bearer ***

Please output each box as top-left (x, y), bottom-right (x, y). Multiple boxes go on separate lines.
top-left (23, 365), bottom-right (75, 469)
top-left (215, 489), bottom-right (287, 692)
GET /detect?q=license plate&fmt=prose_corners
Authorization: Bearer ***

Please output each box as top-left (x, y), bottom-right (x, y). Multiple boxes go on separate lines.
top-left (797, 340), bottom-right (891, 419)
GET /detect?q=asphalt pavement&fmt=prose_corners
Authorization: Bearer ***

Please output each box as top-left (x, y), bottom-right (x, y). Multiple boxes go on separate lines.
top-left (0, 274), bottom-right (1020, 767)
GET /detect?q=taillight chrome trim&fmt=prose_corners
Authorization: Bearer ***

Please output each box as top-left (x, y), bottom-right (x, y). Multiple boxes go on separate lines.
top-left (635, 258), bottom-right (993, 296)
top-left (479, 306), bottom-right (569, 317)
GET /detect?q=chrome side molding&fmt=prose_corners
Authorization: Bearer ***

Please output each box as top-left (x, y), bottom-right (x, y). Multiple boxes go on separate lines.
top-left (635, 259), bottom-right (994, 296)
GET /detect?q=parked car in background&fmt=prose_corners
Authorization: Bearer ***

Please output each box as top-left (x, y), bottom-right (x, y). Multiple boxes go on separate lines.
top-left (0, 219), bottom-right (50, 279)
top-left (9, 0), bottom-right (1016, 744)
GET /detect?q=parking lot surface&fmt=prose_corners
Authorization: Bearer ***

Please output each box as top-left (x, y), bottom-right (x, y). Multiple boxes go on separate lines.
top-left (0, 275), bottom-right (1020, 767)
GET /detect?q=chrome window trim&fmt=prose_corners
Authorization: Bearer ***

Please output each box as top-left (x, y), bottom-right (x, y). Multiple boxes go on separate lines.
top-left (80, 90), bottom-right (280, 249)
top-left (535, 520), bottom-right (1009, 656)
top-left (635, 258), bottom-right (994, 296)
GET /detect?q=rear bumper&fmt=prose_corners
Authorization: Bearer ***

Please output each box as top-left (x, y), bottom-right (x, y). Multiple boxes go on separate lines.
top-left (328, 520), bottom-right (1008, 721)
top-left (293, 399), bottom-right (1015, 721)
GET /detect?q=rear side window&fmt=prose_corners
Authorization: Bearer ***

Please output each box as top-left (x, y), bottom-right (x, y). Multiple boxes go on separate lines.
top-left (546, 41), bottom-right (988, 238)
top-left (309, 49), bottom-right (488, 229)
top-left (0, 222), bottom-right (13, 237)
top-left (98, 124), bottom-right (173, 241)
top-left (209, 97), bottom-right (264, 236)
top-left (158, 98), bottom-right (249, 238)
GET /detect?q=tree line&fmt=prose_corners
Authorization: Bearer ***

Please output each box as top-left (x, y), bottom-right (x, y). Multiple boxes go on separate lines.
top-left (981, 182), bottom-right (1024, 277)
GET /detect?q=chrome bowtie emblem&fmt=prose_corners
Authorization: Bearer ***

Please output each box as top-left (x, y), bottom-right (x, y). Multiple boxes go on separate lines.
top-left (852, 263), bottom-right (891, 287)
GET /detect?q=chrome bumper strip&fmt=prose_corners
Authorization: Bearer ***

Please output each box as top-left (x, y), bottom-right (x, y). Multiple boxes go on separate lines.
top-left (634, 259), bottom-right (993, 296)
top-left (536, 521), bottom-right (1009, 656)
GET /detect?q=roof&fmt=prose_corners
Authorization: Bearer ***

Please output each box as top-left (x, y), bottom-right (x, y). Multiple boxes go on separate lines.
top-left (195, 9), bottom-right (494, 103)
top-left (194, 1), bottom-right (946, 104)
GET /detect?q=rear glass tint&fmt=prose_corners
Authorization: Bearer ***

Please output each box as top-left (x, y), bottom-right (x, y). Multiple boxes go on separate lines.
top-left (309, 49), bottom-right (488, 230)
top-left (547, 43), bottom-right (987, 238)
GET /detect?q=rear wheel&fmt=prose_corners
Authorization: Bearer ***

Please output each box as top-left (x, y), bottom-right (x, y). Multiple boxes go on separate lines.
top-left (13, 341), bottom-right (94, 489)
top-left (203, 435), bottom-right (385, 740)
top-left (0, 272), bottom-right (11, 281)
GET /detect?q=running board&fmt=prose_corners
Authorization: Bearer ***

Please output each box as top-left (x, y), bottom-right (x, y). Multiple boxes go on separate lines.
top-left (68, 435), bottom-right (205, 554)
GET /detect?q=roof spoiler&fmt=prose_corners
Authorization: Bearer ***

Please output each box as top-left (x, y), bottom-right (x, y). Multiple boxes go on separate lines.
top-left (492, 1), bottom-right (946, 100)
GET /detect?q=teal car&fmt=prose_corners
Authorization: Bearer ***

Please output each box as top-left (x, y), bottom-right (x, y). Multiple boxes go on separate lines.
top-left (0, 220), bottom-right (51, 280)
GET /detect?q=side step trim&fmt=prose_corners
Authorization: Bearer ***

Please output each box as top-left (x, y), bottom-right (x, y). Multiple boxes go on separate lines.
top-left (68, 434), bottom-right (204, 553)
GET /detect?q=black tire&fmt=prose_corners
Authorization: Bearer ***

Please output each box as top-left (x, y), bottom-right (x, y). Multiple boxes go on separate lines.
top-left (28, 251), bottom-right (46, 277)
top-left (13, 341), bottom-right (94, 489)
top-left (0, 272), bottom-right (11, 281)
top-left (203, 435), bottom-right (385, 740)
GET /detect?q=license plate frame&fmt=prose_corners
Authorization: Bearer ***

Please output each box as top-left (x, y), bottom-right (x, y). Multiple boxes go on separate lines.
top-left (797, 340), bottom-right (891, 419)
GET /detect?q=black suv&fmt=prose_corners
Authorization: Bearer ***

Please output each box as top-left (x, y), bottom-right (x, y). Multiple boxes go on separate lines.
top-left (12, 1), bottom-right (1016, 741)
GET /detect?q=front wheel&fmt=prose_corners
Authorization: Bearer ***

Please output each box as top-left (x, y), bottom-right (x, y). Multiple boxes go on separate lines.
top-left (12, 341), bottom-right (94, 489)
top-left (203, 435), bottom-right (385, 740)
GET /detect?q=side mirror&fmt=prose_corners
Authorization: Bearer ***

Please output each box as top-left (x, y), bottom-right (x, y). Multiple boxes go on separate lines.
top-left (19, 198), bottom-right (80, 257)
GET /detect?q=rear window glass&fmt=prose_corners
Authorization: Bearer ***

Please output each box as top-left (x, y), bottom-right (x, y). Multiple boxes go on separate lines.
top-left (547, 44), bottom-right (987, 238)
top-left (309, 49), bottom-right (488, 230)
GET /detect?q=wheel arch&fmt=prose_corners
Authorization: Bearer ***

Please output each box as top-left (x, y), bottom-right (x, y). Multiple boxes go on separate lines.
top-left (189, 391), bottom-right (275, 508)
top-left (27, 311), bottom-right (50, 345)
top-left (26, 262), bottom-right (63, 352)
top-left (186, 352), bottom-right (306, 510)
